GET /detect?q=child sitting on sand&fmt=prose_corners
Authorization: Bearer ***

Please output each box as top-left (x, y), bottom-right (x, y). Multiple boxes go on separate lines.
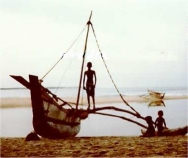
top-left (155, 110), bottom-right (167, 136)
top-left (142, 116), bottom-right (155, 137)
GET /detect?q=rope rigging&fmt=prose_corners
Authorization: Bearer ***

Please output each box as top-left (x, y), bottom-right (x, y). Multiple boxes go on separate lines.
top-left (40, 25), bottom-right (87, 81)
top-left (39, 15), bottom-right (140, 117)
top-left (55, 25), bottom-right (88, 94)
top-left (90, 23), bottom-right (140, 116)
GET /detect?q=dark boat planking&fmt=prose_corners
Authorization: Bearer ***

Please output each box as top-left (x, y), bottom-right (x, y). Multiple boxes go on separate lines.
top-left (11, 75), bottom-right (84, 139)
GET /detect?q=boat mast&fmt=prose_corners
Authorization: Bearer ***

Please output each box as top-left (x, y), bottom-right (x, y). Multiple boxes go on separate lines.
top-left (76, 11), bottom-right (92, 110)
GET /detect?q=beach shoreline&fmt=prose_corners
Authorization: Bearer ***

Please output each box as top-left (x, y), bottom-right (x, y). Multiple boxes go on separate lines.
top-left (1, 95), bottom-right (188, 108)
top-left (1, 96), bottom-right (188, 157)
top-left (1, 136), bottom-right (187, 157)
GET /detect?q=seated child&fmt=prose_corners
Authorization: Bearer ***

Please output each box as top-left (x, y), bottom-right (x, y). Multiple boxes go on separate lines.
top-left (155, 110), bottom-right (167, 136)
top-left (142, 116), bottom-right (155, 137)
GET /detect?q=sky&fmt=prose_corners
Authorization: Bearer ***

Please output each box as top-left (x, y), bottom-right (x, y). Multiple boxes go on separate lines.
top-left (0, 0), bottom-right (187, 89)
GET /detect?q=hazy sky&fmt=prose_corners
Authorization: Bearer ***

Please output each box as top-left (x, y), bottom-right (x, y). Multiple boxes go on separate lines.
top-left (0, 0), bottom-right (187, 88)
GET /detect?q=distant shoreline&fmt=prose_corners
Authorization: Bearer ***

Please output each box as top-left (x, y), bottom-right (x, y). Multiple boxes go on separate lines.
top-left (1, 86), bottom-right (187, 90)
top-left (1, 95), bottom-right (188, 108)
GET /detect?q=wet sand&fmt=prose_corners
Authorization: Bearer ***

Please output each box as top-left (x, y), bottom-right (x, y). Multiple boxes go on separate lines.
top-left (1, 95), bottom-right (188, 108)
top-left (1, 136), bottom-right (187, 157)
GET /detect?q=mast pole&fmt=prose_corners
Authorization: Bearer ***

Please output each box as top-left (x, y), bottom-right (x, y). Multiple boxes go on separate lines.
top-left (76, 11), bottom-right (92, 110)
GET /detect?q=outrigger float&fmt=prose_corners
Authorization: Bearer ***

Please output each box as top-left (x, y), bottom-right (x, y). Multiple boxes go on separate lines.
top-left (141, 126), bottom-right (188, 136)
top-left (11, 12), bottom-right (187, 138)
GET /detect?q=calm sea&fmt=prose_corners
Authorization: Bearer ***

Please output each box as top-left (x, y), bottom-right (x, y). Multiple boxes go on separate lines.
top-left (1, 86), bottom-right (187, 98)
top-left (0, 87), bottom-right (187, 137)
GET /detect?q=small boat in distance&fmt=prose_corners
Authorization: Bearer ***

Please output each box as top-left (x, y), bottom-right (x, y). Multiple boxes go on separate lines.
top-left (148, 89), bottom-right (165, 100)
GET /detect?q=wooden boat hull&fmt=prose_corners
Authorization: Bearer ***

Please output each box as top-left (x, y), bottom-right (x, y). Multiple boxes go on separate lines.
top-left (11, 75), bottom-right (84, 139)
top-left (148, 90), bottom-right (165, 100)
top-left (141, 126), bottom-right (188, 136)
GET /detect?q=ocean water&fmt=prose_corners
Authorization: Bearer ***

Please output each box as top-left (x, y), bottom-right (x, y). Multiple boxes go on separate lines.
top-left (0, 87), bottom-right (187, 137)
top-left (1, 86), bottom-right (187, 98)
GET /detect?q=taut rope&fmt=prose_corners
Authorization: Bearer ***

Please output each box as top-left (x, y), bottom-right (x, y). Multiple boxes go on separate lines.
top-left (90, 23), bottom-right (140, 116)
top-left (41, 25), bottom-right (87, 80)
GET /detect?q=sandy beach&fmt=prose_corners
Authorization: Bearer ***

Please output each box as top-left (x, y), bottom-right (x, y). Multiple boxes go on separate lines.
top-left (1, 136), bottom-right (187, 157)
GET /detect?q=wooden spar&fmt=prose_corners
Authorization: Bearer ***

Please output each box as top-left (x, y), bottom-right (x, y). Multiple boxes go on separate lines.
top-left (76, 11), bottom-right (92, 110)
top-left (88, 106), bottom-right (144, 120)
top-left (94, 112), bottom-right (147, 129)
top-left (87, 106), bottom-right (148, 129)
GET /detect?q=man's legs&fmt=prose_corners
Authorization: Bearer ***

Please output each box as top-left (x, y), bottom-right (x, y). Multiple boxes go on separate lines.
top-left (87, 94), bottom-right (90, 110)
top-left (92, 95), bottom-right (95, 109)
top-left (87, 85), bottom-right (95, 110)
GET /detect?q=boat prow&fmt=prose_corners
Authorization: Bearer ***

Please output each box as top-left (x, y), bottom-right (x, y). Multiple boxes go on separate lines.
top-left (11, 75), bottom-right (87, 139)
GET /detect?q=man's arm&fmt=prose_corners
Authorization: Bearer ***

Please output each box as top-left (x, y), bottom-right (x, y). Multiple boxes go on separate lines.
top-left (163, 118), bottom-right (166, 128)
top-left (94, 71), bottom-right (97, 87)
top-left (83, 72), bottom-right (86, 89)
top-left (154, 118), bottom-right (157, 128)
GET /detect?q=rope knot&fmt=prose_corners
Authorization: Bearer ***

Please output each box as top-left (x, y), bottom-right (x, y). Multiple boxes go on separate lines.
top-left (87, 21), bottom-right (92, 25)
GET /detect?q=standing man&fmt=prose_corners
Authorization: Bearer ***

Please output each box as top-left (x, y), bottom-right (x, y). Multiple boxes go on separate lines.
top-left (83, 62), bottom-right (97, 110)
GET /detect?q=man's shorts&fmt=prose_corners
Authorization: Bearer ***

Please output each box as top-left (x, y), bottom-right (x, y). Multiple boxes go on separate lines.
top-left (86, 85), bottom-right (95, 96)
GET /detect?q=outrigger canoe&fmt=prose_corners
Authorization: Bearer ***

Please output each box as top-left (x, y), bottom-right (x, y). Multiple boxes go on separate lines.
top-left (141, 126), bottom-right (188, 136)
top-left (10, 12), bottom-right (187, 139)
